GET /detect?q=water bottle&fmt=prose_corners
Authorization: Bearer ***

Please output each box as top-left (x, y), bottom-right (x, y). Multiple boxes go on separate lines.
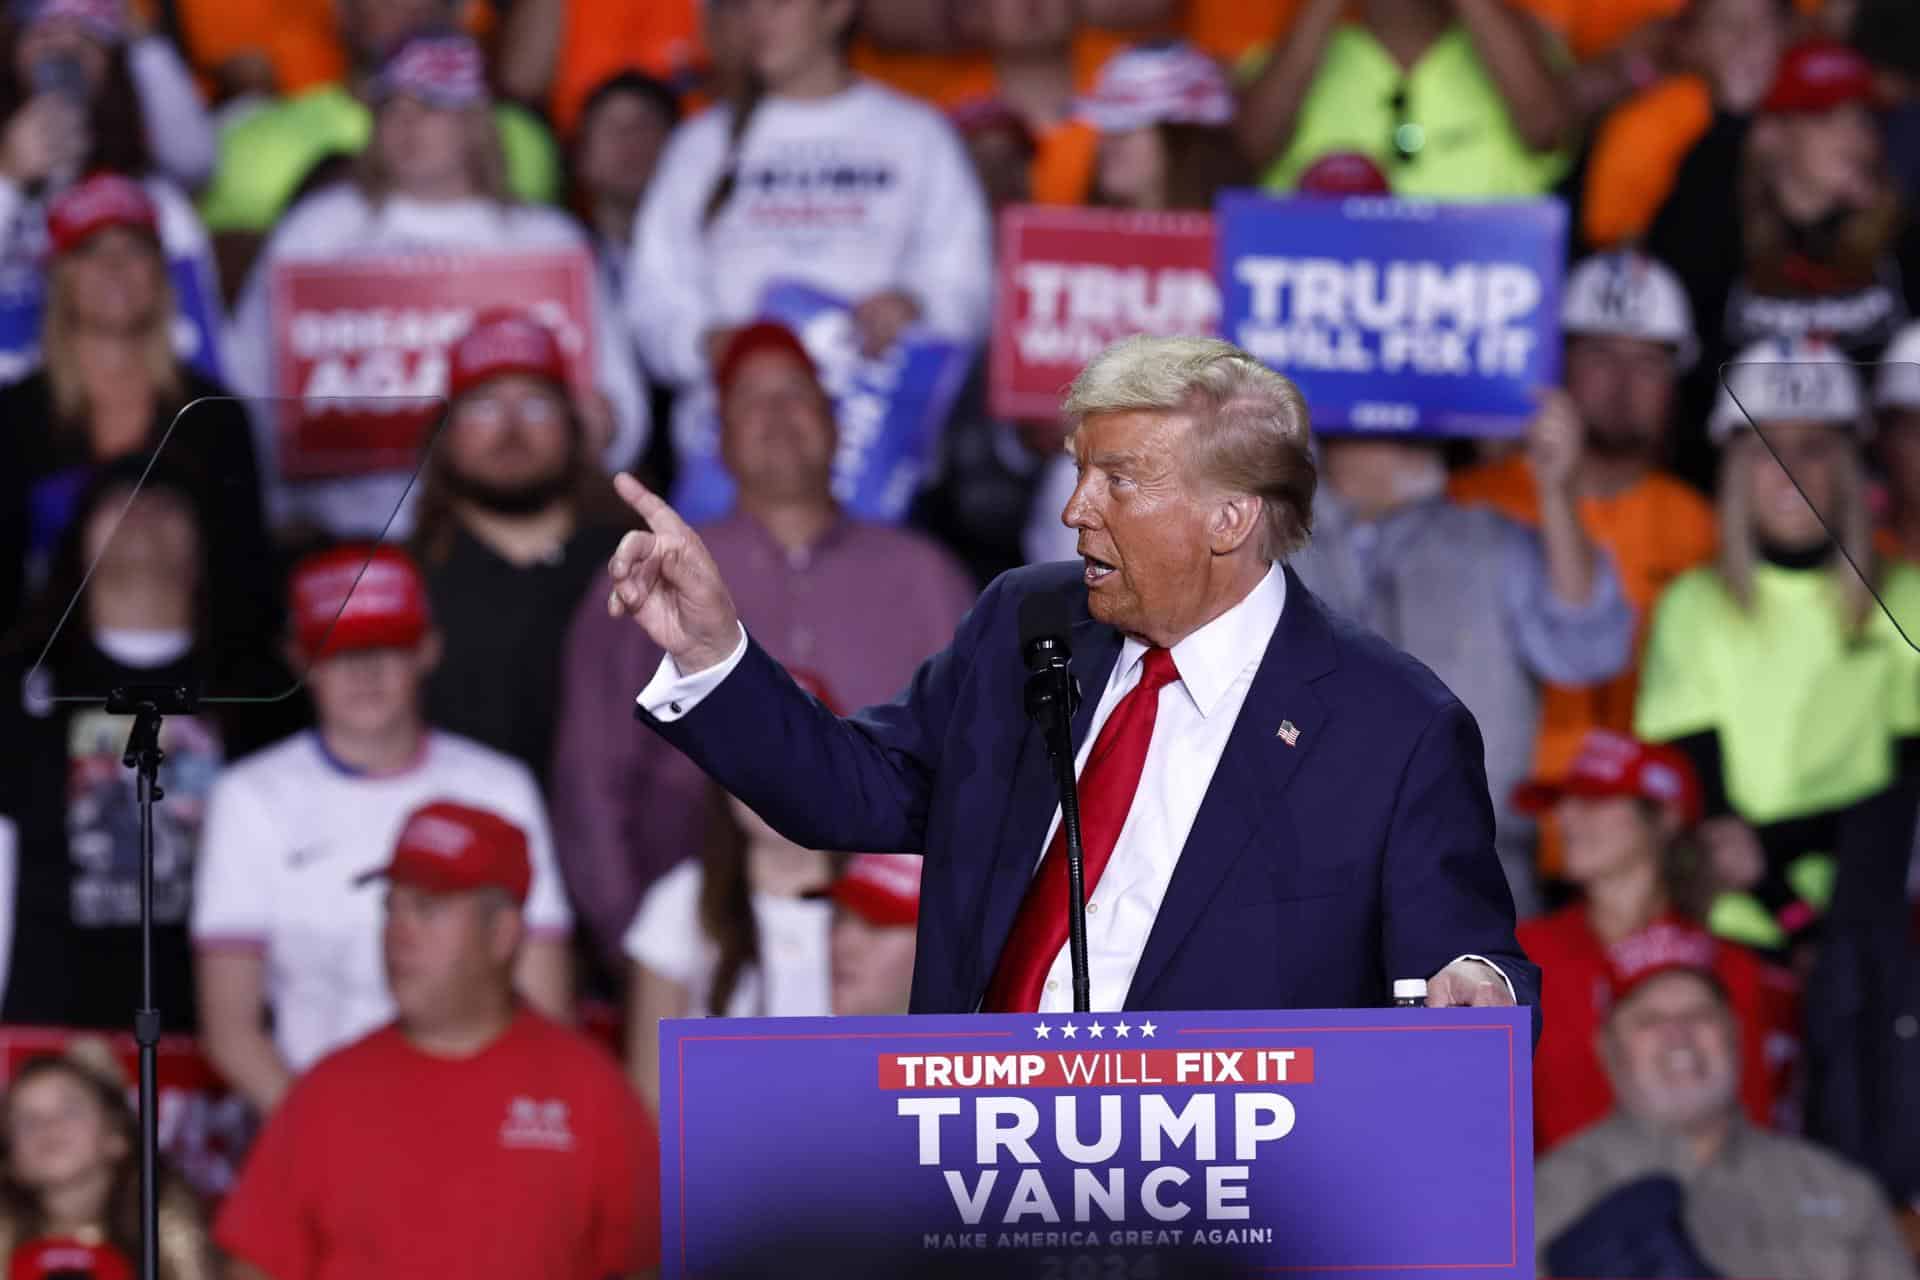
top-left (1392, 978), bottom-right (1428, 1008)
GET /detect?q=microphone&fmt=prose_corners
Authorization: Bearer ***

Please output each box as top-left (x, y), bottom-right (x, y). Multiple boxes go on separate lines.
top-left (1015, 593), bottom-right (1092, 1013)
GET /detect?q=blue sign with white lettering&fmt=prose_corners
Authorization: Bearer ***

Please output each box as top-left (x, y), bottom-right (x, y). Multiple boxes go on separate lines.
top-left (662, 1007), bottom-right (1533, 1278)
top-left (671, 281), bottom-right (975, 524)
top-left (1217, 194), bottom-right (1567, 436)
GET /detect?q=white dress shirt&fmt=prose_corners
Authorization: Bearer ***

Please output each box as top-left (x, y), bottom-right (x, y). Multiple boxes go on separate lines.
top-left (639, 563), bottom-right (1512, 1011)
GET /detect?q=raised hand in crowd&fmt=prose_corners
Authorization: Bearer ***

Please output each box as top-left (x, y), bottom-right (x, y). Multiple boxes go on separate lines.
top-left (0, 92), bottom-right (83, 186)
top-left (852, 288), bottom-right (922, 357)
top-left (606, 473), bottom-right (743, 675)
top-left (1527, 387), bottom-right (1600, 609)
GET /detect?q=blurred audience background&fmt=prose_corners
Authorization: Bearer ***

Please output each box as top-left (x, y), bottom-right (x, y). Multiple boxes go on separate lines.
top-left (0, 0), bottom-right (1913, 1275)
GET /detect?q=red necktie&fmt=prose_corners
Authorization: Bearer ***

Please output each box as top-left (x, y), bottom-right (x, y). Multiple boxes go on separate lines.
top-left (984, 647), bottom-right (1182, 1012)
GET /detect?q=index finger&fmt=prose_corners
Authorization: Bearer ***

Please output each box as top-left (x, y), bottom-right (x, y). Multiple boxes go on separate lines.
top-left (613, 472), bottom-right (693, 538)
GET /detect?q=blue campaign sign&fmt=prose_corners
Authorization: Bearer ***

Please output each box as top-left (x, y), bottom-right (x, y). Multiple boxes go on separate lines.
top-left (670, 281), bottom-right (975, 524)
top-left (662, 1007), bottom-right (1532, 1278)
top-left (0, 253), bottom-right (226, 386)
top-left (1217, 194), bottom-right (1567, 436)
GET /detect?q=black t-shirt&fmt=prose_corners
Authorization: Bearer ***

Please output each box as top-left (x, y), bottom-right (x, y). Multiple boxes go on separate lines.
top-left (0, 641), bottom-right (298, 1032)
top-left (420, 523), bottom-right (622, 784)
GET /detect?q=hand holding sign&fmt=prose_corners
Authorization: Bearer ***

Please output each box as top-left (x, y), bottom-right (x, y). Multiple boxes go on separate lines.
top-left (1526, 388), bottom-right (1583, 496)
top-left (606, 473), bottom-right (742, 675)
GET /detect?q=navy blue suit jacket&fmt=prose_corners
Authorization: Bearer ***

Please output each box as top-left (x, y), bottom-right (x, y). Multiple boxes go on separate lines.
top-left (638, 562), bottom-right (1540, 1016)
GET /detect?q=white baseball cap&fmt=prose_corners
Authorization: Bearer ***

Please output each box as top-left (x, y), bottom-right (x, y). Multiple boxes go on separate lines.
top-left (1709, 336), bottom-right (1866, 442)
top-left (1875, 322), bottom-right (1920, 411)
top-left (1561, 251), bottom-right (1698, 370)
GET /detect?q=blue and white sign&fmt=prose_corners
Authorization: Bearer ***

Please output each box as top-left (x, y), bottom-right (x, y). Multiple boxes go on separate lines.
top-left (672, 281), bottom-right (975, 524)
top-left (1217, 194), bottom-right (1567, 436)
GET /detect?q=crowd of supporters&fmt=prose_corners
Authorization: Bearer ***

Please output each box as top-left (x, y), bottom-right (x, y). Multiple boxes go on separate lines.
top-left (0, 0), bottom-right (1913, 1275)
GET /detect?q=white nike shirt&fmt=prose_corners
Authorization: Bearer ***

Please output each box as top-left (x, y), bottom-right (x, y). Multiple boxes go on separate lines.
top-left (192, 730), bottom-right (573, 1071)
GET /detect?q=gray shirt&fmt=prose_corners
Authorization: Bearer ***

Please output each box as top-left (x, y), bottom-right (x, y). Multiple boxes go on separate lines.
top-left (1537, 1113), bottom-right (1918, 1280)
top-left (1289, 491), bottom-right (1633, 915)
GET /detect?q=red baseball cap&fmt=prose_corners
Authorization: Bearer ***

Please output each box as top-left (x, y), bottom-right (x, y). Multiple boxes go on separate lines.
top-left (1605, 920), bottom-right (1723, 1008)
top-left (1511, 730), bottom-right (1704, 828)
top-left (357, 800), bottom-right (532, 903)
top-left (448, 310), bottom-right (568, 401)
top-left (47, 174), bottom-right (158, 257)
top-left (11, 1239), bottom-right (133, 1280)
top-left (826, 853), bottom-right (922, 927)
top-left (1297, 151), bottom-right (1393, 198)
top-left (715, 322), bottom-right (819, 399)
top-left (289, 545), bottom-right (432, 661)
top-left (1762, 41), bottom-right (1879, 115)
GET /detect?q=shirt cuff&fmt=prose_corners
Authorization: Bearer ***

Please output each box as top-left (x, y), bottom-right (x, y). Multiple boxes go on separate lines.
top-left (1451, 954), bottom-right (1518, 1003)
top-left (635, 623), bottom-right (749, 722)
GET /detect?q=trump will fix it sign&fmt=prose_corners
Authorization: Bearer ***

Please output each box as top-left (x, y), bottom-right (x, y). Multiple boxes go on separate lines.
top-left (990, 206), bottom-right (1218, 421)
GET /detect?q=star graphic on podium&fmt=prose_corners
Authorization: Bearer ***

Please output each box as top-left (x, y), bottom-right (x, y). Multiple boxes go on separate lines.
top-left (1113, 1021), bottom-right (1131, 1038)
top-left (1139, 1021), bottom-right (1158, 1038)
top-left (1033, 1023), bottom-right (1051, 1039)
top-left (1088, 1022), bottom-right (1105, 1039)
top-left (1060, 1022), bottom-right (1079, 1039)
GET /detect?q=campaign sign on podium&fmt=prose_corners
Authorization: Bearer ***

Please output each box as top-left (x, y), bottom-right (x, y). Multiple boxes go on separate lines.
top-left (662, 1007), bottom-right (1532, 1278)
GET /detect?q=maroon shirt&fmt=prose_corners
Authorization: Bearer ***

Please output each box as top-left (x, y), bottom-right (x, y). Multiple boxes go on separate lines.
top-left (550, 512), bottom-right (978, 964)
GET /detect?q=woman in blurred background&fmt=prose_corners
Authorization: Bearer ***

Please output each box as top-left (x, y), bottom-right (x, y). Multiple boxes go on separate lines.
top-left (0, 173), bottom-right (267, 634)
top-left (225, 29), bottom-right (645, 542)
top-left (629, 0), bottom-right (990, 495)
top-left (0, 1043), bottom-right (211, 1278)
top-left (1636, 340), bottom-right (1920, 957)
top-left (0, 0), bottom-right (221, 385)
top-left (1511, 730), bottom-right (1797, 1153)
top-left (1082, 40), bottom-right (1249, 211)
top-left (0, 458), bottom-right (292, 1036)
top-left (568, 70), bottom-right (681, 305)
top-left (621, 676), bottom-right (845, 1111)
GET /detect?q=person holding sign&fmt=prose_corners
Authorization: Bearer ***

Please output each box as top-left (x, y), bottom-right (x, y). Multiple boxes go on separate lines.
top-left (1289, 392), bottom-right (1636, 918)
top-left (627, 0), bottom-right (991, 471)
top-left (605, 334), bottom-right (1536, 1018)
top-left (224, 29), bottom-right (646, 540)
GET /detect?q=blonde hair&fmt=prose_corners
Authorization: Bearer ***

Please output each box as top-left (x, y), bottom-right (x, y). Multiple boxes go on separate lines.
top-left (1715, 429), bottom-right (1876, 627)
top-left (1062, 334), bottom-right (1316, 558)
top-left (42, 249), bottom-right (182, 425)
top-left (356, 100), bottom-right (509, 205)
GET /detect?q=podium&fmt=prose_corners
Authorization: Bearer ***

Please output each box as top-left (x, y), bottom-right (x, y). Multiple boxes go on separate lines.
top-left (660, 1006), bottom-right (1533, 1278)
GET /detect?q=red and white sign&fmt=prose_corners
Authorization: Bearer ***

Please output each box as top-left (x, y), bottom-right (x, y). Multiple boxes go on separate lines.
top-left (990, 206), bottom-right (1219, 421)
top-left (0, 1026), bottom-right (255, 1201)
top-left (269, 249), bottom-right (597, 480)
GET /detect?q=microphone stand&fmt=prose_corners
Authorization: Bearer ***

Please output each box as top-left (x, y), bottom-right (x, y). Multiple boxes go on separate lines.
top-left (105, 682), bottom-right (198, 1280)
top-left (1024, 644), bottom-right (1090, 1013)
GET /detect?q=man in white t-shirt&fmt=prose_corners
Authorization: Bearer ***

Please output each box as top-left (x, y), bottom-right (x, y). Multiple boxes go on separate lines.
top-left (192, 544), bottom-right (575, 1113)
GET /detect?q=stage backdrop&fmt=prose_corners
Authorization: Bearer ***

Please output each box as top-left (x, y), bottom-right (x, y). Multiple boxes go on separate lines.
top-left (1218, 194), bottom-right (1567, 437)
top-left (662, 1006), bottom-right (1532, 1278)
top-left (990, 206), bottom-right (1219, 421)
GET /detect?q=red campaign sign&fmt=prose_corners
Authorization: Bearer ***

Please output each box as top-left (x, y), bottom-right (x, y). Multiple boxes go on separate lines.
top-left (0, 1026), bottom-right (256, 1201)
top-left (878, 1047), bottom-right (1316, 1090)
top-left (269, 249), bottom-right (598, 481)
top-left (990, 205), bottom-right (1220, 422)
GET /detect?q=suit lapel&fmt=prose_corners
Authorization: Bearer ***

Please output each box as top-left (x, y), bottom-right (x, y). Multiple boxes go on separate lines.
top-left (971, 602), bottom-right (1122, 1002)
top-left (1125, 568), bottom-right (1337, 1008)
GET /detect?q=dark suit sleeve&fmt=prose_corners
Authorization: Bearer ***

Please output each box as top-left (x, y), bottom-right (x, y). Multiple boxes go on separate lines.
top-left (637, 573), bottom-right (1010, 856)
top-left (1380, 698), bottom-right (1541, 1017)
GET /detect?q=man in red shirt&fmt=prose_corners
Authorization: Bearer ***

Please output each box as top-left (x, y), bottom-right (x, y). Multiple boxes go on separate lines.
top-left (1513, 731), bottom-right (1799, 1153)
top-left (215, 801), bottom-right (659, 1280)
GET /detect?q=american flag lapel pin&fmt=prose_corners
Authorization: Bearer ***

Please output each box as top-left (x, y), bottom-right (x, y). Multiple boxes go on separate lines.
top-left (1277, 720), bottom-right (1300, 747)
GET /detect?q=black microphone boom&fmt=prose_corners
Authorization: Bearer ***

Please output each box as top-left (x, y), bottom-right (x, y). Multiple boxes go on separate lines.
top-left (1015, 594), bottom-right (1092, 1013)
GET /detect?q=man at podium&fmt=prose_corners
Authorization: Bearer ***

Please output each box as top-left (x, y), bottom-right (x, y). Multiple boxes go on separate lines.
top-left (606, 335), bottom-right (1537, 1017)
